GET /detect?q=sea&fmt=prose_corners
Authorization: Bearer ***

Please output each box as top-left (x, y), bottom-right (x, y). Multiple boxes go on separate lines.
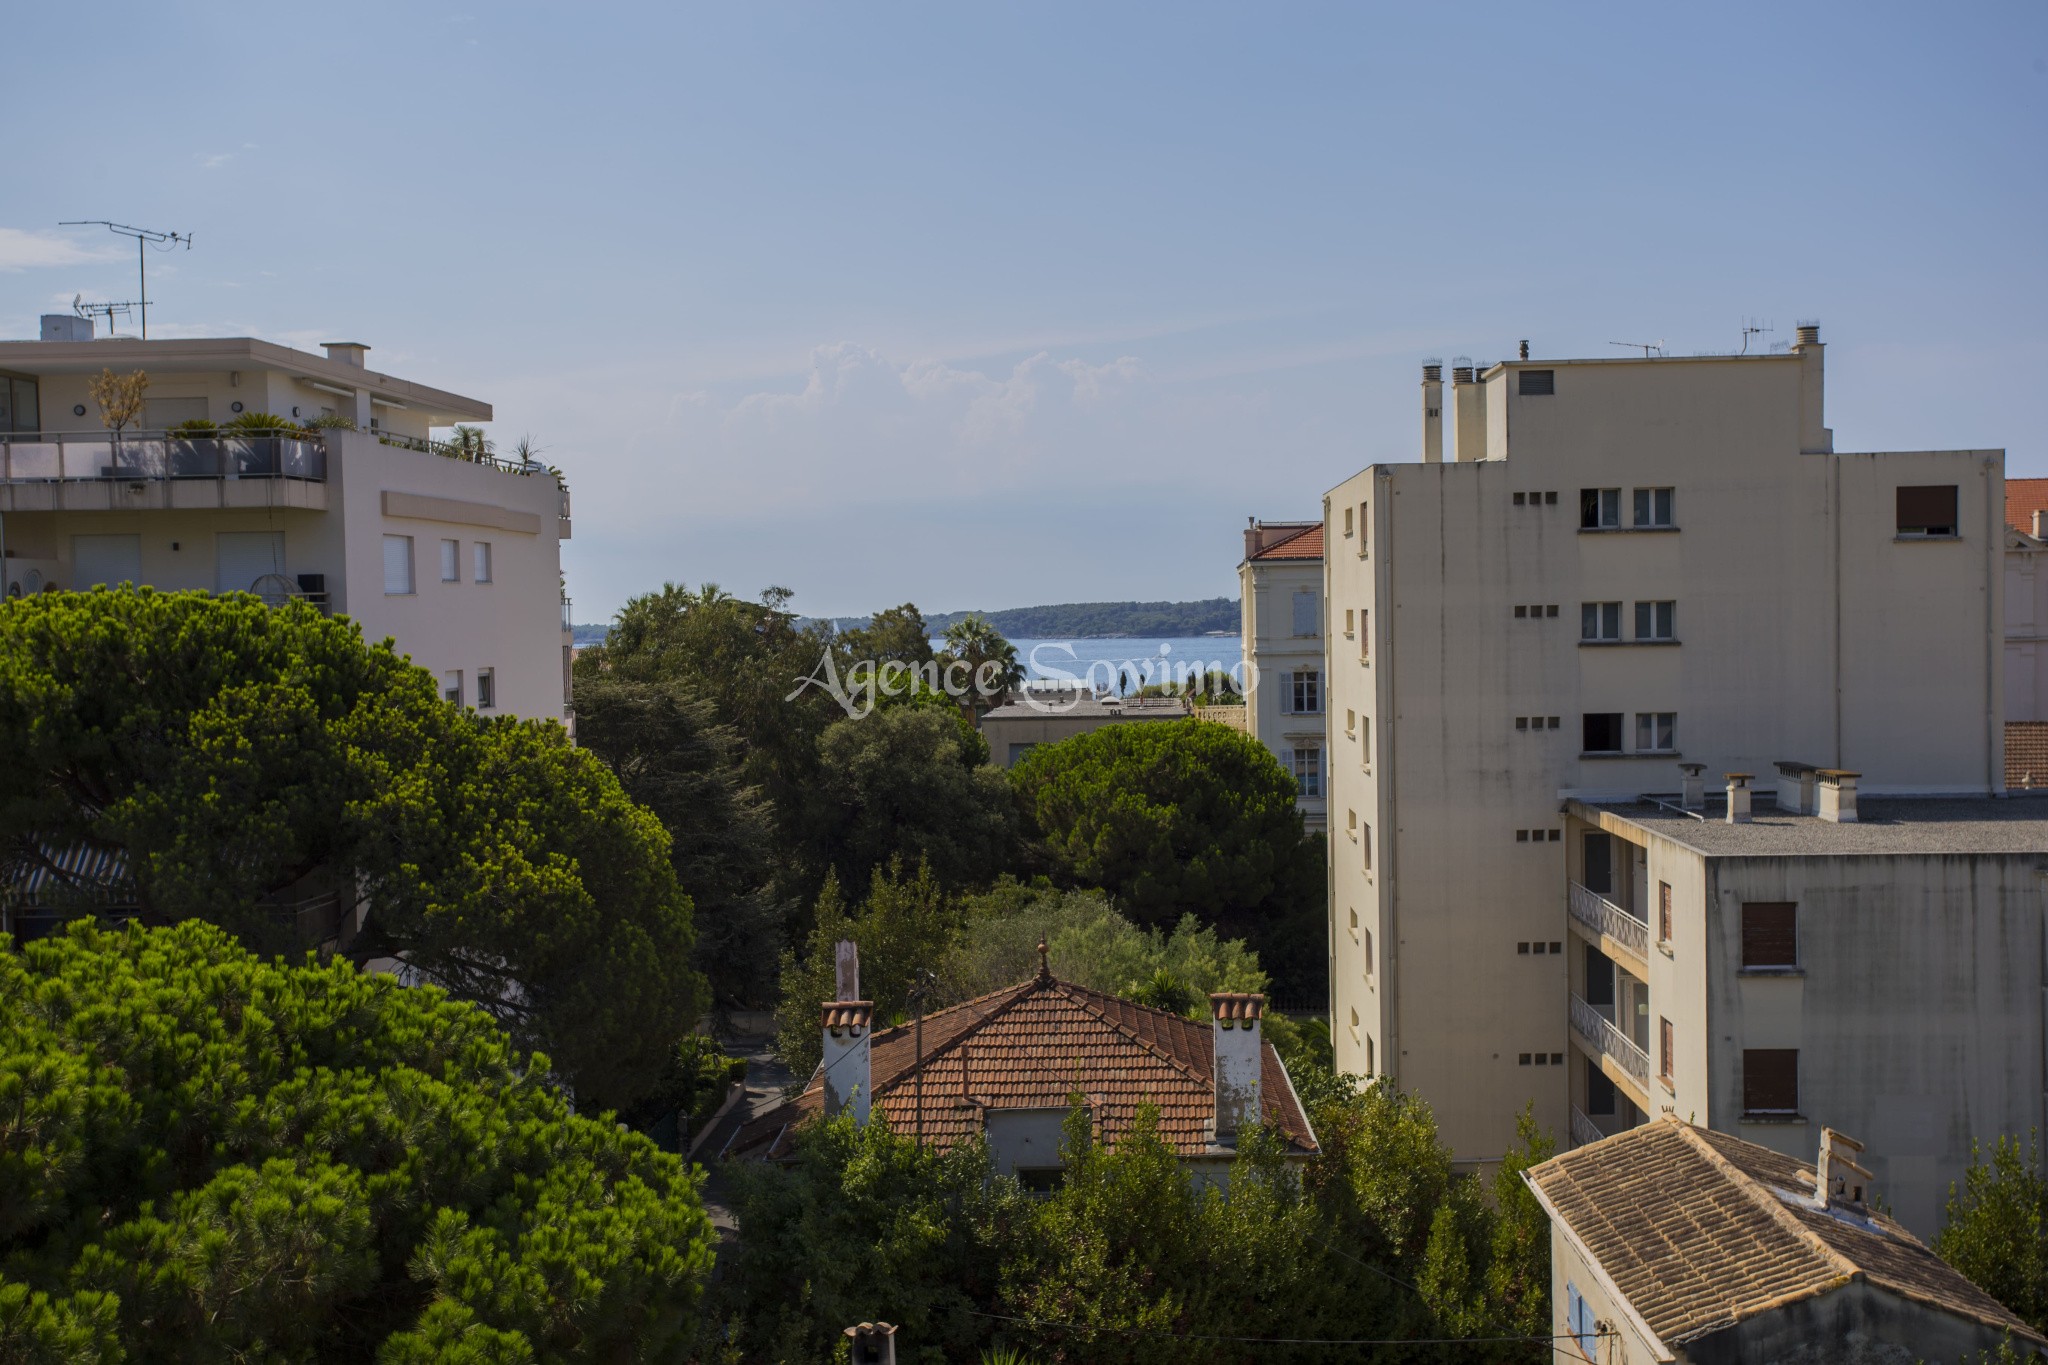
top-left (964, 635), bottom-right (1245, 691)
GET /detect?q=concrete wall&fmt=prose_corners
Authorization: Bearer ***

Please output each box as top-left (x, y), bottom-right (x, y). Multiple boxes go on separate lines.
top-left (1325, 339), bottom-right (2008, 1166)
top-left (27, 366), bottom-right (437, 441)
top-left (1696, 851), bottom-right (2046, 1238)
top-left (1241, 552), bottom-right (1327, 830)
top-left (1684, 1280), bottom-right (2029, 1365)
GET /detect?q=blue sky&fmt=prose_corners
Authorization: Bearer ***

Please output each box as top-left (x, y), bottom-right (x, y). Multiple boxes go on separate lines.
top-left (6, 2), bottom-right (2045, 620)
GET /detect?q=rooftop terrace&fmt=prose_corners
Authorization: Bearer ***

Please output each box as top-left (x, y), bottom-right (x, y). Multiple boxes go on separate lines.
top-left (1573, 795), bottom-right (2048, 858)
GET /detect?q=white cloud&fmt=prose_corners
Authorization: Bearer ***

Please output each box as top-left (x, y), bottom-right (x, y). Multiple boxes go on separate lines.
top-left (0, 228), bottom-right (122, 272)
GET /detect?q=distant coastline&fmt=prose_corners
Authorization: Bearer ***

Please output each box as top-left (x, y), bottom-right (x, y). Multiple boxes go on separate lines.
top-left (572, 596), bottom-right (1239, 649)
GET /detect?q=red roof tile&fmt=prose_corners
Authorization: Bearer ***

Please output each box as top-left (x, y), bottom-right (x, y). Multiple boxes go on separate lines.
top-left (2008, 478), bottom-right (2048, 536)
top-left (732, 976), bottom-right (1316, 1161)
top-left (1249, 524), bottom-right (1323, 561)
top-left (2008, 722), bottom-right (2048, 791)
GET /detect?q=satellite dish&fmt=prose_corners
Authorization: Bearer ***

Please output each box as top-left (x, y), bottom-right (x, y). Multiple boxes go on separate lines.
top-left (248, 573), bottom-right (296, 607)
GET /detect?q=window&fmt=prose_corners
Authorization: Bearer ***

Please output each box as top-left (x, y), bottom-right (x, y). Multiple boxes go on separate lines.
top-left (476, 668), bottom-right (496, 710)
top-left (1658, 881), bottom-right (1672, 944)
top-left (1291, 590), bottom-right (1319, 637)
top-left (1289, 747), bottom-right (1322, 798)
top-left (1635, 712), bottom-right (1676, 753)
top-left (1566, 1283), bottom-right (1596, 1359)
top-left (1633, 487), bottom-right (1674, 527)
top-left (1361, 717), bottom-right (1371, 767)
top-left (1347, 809), bottom-right (1357, 839)
top-left (1358, 501), bottom-right (1369, 554)
top-left (1349, 1007), bottom-right (1360, 1036)
top-left (1343, 505), bottom-right (1354, 536)
top-left (1289, 671), bottom-right (1321, 715)
top-left (1580, 488), bottom-right (1620, 529)
top-left (383, 535), bottom-right (415, 595)
top-left (1897, 484), bottom-right (1959, 537)
top-left (1362, 822), bottom-right (1373, 873)
top-left (439, 539), bottom-right (460, 582)
top-left (442, 670), bottom-right (463, 706)
top-left (1364, 928), bottom-right (1374, 977)
top-left (1659, 1017), bottom-right (1675, 1086)
top-left (1582, 713), bottom-right (1623, 754)
top-left (1741, 902), bottom-right (1798, 968)
top-left (1514, 605), bottom-right (1527, 618)
top-left (473, 541), bottom-right (493, 582)
top-left (1581, 602), bottom-right (1621, 641)
top-left (1359, 609), bottom-right (1369, 660)
top-left (1365, 1035), bottom-right (1375, 1075)
top-left (1344, 608), bottom-right (1355, 635)
top-left (1519, 369), bottom-right (1555, 397)
top-left (1345, 708), bottom-right (1356, 737)
top-left (1348, 906), bottom-right (1358, 935)
top-left (1008, 743), bottom-right (1038, 764)
top-left (1635, 600), bottom-right (1676, 640)
top-left (1743, 1049), bottom-right (1800, 1115)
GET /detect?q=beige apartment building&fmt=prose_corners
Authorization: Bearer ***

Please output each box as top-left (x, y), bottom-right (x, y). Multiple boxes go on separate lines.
top-left (1323, 326), bottom-right (2012, 1205)
top-left (0, 321), bottom-right (572, 723)
top-left (1238, 519), bottom-right (1327, 831)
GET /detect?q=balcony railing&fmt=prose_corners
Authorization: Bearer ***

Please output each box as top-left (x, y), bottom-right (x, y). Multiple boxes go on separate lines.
top-left (1570, 1105), bottom-right (1606, 1151)
top-left (0, 432), bottom-right (326, 483)
top-left (1568, 881), bottom-right (1649, 959)
top-left (377, 430), bottom-right (555, 478)
top-left (1570, 992), bottom-right (1650, 1087)
top-left (561, 596), bottom-right (574, 632)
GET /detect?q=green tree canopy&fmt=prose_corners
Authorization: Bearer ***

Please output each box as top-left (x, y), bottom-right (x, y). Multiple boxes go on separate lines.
top-left (1937, 1132), bottom-right (2048, 1333)
top-left (0, 921), bottom-right (714, 1362)
top-left (938, 614), bottom-right (1024, 713)
top-left (0, 587), bottom-right (702, 1111)
top-left (839, 602), bottom-right (938, 670)
top-left (804, 708), bottom-right (1017, 894)
top-left (572, 674), bottom-right (786, 1008)
top-left (1008, 719), bottom-right (1318, 944)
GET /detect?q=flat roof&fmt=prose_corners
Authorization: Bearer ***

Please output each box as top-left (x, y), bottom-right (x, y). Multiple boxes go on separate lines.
top-left (981, 698), bottom-right (1191, 722)
top-left (0, 336), bottom-right (490, 423)
top-left (1572, 795), bottom-right (2048, 858)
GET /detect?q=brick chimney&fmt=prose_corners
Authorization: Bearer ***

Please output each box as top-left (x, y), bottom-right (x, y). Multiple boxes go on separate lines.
top-left (1210, 992), bottom-right (1266, 1143)
top-left (1725, 773), bottom-right (1753, 824)
top-left (1818, 769), bottom-right (1860, 823)
top-left (822, 939), bottom-right (872, 1123)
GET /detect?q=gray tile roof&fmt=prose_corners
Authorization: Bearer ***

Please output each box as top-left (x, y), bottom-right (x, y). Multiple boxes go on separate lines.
top-left (1576, 796), bottom-right (2048, 858)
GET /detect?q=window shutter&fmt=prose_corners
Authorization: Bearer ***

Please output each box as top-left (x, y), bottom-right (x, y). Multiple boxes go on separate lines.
top-left (1519, 369), bottom-right (1555, 396)
top-left (1292, 590), bottom-right (1318, 636)
top-left (1897, 485), bottom-right (1958, 534)
top-left (1741, 902), bottom-right (1798, 967)
top-left (1743, 1048), bottom-right (1799, 1112)
top-left (1278, 672), bottom-right (1293, 712)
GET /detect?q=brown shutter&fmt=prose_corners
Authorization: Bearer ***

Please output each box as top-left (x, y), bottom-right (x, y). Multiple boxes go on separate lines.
top-left (1897, 485), bottom-right (1958, 533)
top-left (1659, 1018), bottom-right (1674, 1083)
top-left (1741, 902), bottom-right (1798, 967)
top-left (1743, 1049), bottom-right (1799, 1113)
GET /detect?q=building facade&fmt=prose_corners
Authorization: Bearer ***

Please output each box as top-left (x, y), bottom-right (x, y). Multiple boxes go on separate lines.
top-left (1323, 327), bottom-right (2008, 1174)
top-left (0, 326), bottom-right (572, 723)
top-left (1239, 519), bottom-right (1326, 831)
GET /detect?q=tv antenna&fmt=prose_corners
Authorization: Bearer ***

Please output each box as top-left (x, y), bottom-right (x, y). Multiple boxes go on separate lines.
top-left (70, 293), bottom-right (137, 335)
top-left (1607, 339), bottom-right (1665, 358)
top-left (57, 221), bottom-right (192, 340)
top-left (1739, 319), bottom-right (1775, 355)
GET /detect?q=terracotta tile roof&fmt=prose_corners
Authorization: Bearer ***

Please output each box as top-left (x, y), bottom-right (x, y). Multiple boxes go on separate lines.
top-left (1248, 524), bottom-right (1323, 561)
top-left (2007, 478), bottom-right (2048, 536)
top-left (1209, 992), bottom-right (1266, 1021)
top-left (820, 1002), bottom-right (873, 1030)
top-left (1525, 1116), bottom-right (2044, 1349)
top-left (731, 975), bottom-right (1316, 1162)
top-left (2008, 722), bottom-right (2048, 791)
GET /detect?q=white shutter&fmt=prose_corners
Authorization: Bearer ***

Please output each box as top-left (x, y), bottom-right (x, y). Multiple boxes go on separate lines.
top-left (72, 534), bottom-right (141, 588)
top-left (1292, 590), bottom-right (1318, 637)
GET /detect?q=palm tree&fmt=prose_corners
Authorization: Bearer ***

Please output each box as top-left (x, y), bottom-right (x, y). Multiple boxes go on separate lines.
top-left (940, 614), bottom-right (1023, 712)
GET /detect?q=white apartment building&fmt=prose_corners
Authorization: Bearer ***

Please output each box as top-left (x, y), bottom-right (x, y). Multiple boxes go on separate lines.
top-left (1324, 326), bottom-right (2011, 1199)
top-left (1238, 519), bottom-right (1327, 831)
top-left (0, 321), bottom-right (572, 723)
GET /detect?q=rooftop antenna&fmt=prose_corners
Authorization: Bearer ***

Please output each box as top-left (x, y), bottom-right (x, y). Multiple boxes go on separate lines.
top-left (1739, 319), bottom-right (1775, 355)
top-left (70, 292), bottom-right (136, 336)
top-left (57, 221), bottom-right (192, 340)
top-left (1607, 339), bottom-right (1665, 358)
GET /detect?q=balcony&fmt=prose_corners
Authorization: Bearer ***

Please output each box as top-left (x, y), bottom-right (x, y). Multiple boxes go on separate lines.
top-left (561, 595), bottom-right (574, 633)
top-left (1569, 1105), bottom-right (1606, 1151)
top-left (1570, 992), bottom-right (1650, 1103)
top-left (0, 432), bottom-right (327, 513)
top-left (1567, 881), bottom-right (1650, 976)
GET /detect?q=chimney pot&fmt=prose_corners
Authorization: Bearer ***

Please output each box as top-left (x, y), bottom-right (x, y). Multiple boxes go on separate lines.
top-left (1725, 773), bottom-right (1753, 824)
top-left (1774, 761), bottom-right (1819, 815)
top-left (1795, 322), bottom-right (1821, 346)
top-left (1817, 769), bottom-right (1860, 823)
top-left (1210, 993), bottom-right (1266, 1143)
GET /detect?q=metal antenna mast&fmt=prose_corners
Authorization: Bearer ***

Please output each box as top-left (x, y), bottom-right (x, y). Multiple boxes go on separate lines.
top-left (1739, 319), bottom-right (1775, 355)
top-left (58, 221), bottom-right (192, 339)
top-left (1607, 339), bottom-right (1665, 358)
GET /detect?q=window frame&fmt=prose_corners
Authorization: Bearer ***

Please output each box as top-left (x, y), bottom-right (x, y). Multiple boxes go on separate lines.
top-left (439, 538), bottom-right (461, 583)
top-left (382, 534), bottom-right (415, 596)
top-left (1635, 711), bottom-right (1677, 753)
top-left (1581, 601), bottom-right (1622, 642)
top-left (1633, 486), bottom-right (1675, 528)
top-left (1582, 712), bottom-right (1624, 755)
top-left (1580, 487), bottom-right (1621, 530)
top-left (475, 667), bottom-right (496, 710)
top-left (441, 669), bottom-right (463, 706)
top-left (1288, 746), bottom-right (1322, 798)
top-left (1289, 670), bottom-right (1322, 715)
top-left (472, 540), bottom-right (493, 583)
top-left (1896, 484), bottom-right (1960, 539)
top-left (1742, 1048), bottom-right (1801, 1116)
top-left (1634, 600), bottom-right (1676, 641)
top-left (1290, 589), bottom-right (1320, 638)
top-left (1657, 881), bottom-right (1673, 946)
top-left (1659, 1016), bottom-right (1675, 1087)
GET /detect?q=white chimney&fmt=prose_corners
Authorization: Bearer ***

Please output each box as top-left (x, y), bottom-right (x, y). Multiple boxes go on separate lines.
top-left (1815, 1128), bottom-right (1873, 1210)
top-left (1452, 363), bottom-right (1488, 463)
top-left (821, 998), bottom-right (873, 1124)
top-left (321, 341), bottom-right (370, 368)
top-left (1725, 773), bottom-right (1753, 824)
top-left (844, 1322), bottom-right (898, 1365)
top-left (1774, 762), bottom-right (1818, 815)
top-left (1818, 769), bottom-right (1860, 823)
top-left (1421, 361), bottom-right (1444, 464)
top-left (1210, 992), bottom-right (1266, 1143)
top-left (1678, 763), bottom-right (1706, 811)
top-left (1793, 321), bottom-right (1832, 455)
